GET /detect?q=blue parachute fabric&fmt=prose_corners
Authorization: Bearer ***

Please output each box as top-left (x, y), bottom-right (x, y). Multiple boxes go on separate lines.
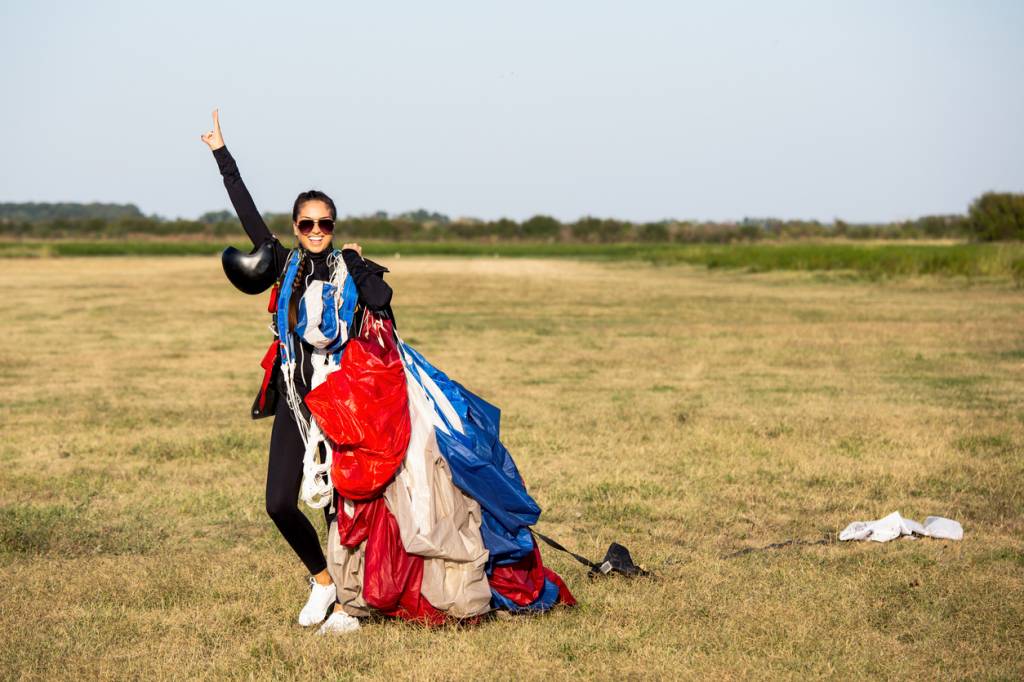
top-left (339, 274), bottom-right (358, 327)
top-left (479, 521), bottom-right (536, 569)
top-left (489, 578), bottom-right (561, 613)
top-left (276, 250), bottom-right (302, 364)
top-left (433, 427), bottom-right (540, 535)
top-left (318, 283), bottom-right (339, 345)
top-left (399, 341), bottom-right (541, 565)
top-left (457, 383), bottom-right (527, 483)
top-left (329, 272), bottom-right (359, 360)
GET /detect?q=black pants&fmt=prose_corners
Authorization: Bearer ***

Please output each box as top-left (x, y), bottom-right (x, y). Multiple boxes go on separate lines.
top-left (265, 393), bottom-right (332, 575)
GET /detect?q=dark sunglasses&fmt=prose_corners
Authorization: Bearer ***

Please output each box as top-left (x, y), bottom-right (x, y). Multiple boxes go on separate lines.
top-left (296, 218), bottom-right (335, 235)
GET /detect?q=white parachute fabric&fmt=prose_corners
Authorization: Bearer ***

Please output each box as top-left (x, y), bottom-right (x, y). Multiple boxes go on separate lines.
top-left (295, 280), bottom-right (347, 351)
top-left (382, 364), bottom-right (491, 617)
top-left (326, 518), bottom-right (371, 618)
top-left (400, 342), bottom-right (464, 436)
top-left (839, 511), bottom-right (963, 543)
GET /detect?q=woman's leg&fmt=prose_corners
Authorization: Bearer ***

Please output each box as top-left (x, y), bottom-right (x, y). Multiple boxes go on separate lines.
top-left (265, 399), bottom-right (330, 578)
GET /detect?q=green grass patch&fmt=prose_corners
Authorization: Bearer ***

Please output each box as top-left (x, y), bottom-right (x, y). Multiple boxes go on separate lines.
top-left (2, 239), bottom-right (1023, 281)
top-left (5, 240), bottom-right (240, 257)
top-left (0, 503), bottom-right (160, 555)
top-left (953, 434), bottom-right (1019, 459)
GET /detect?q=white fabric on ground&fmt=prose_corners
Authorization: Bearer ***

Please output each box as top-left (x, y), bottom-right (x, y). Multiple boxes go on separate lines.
top-left (923, 515), bottom-right (964, 540)
top-left (839, 511), bottom-right (963, 543)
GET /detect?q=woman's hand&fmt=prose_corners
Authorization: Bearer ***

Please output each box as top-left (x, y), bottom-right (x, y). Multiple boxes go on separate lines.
top-left (200, 109), bottom-right (225, 150)
top-left (342, 242), bottom-right (362, 256)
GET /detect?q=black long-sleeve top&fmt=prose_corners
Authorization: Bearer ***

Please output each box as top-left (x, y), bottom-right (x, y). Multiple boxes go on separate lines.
top-left (212, 145), bottom-right (395, 395)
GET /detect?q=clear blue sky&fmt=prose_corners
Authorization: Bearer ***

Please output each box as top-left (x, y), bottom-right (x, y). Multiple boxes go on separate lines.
top-left (1, 1), bottom-right (1022, 223)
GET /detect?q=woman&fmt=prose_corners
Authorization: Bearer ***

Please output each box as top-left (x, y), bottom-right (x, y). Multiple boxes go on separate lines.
top-left (201, 109), bottom-right (392, 628)
top-left (202, 110), bottom-right (574, 634)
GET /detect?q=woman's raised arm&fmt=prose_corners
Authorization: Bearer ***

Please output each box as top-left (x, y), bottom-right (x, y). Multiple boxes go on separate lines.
top-left (201, 109), bottom-right (276, 248)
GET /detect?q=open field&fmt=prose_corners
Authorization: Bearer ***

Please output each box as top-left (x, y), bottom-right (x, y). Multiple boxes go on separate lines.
top-left (1, 256), bottom-right (1022, 679)
top-left (1, 239), bottom-right (1023, 284)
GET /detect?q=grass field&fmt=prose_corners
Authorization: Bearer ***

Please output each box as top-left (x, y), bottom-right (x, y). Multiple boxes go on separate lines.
top-left (1, 256), bottom-right (1022, 679)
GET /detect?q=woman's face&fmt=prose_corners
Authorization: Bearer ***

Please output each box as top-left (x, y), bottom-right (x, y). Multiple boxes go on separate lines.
top-left (292, 200), bottom-right (334, 254)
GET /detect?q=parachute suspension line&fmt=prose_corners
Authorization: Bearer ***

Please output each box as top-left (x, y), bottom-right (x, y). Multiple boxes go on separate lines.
top-left (277, 250), bottom-right (311, 443)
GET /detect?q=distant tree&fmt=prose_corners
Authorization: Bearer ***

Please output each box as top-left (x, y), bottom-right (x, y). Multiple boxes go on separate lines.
top-left (967, 192), bottom-right (1024, 241)
top-left (199, 210), bottom-right (237, 224)
top-left (737, 224), bottom-right (761, 241)
top-left (636, 222), bottom-right (669, 242)
top-left (492, 218), bottom-right (519, 239)
top-left (908, 214), bottom-right (967, 239)
top-left (0, 201), bottom-right (144, 222)
top-left (570, 216), bottom-right (630, 242)
top-left (571, 217), bottom-right (603, 242)
top-left (521, 215), bottom-right (561, 239)
top-left (397, 209), bottom-right (450, 224)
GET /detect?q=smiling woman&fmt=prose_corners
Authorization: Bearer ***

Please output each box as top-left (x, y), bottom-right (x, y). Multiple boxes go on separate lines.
top-left (292, 196), bottom-right (336, 253)
top-left (198, 109), bottom-right (575, 633)
top-left (201, 108), bottom-right (395, 629)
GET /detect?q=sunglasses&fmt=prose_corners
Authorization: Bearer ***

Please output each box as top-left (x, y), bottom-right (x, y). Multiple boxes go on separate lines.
top-left (296, 218), bottom-right (335, 235)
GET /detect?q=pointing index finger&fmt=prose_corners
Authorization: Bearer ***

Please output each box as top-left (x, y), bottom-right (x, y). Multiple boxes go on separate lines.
top-left (212, 108), bottom-right (221, 132)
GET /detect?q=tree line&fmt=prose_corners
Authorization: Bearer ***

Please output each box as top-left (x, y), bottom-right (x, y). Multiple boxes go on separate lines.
top-left (1, 193), bottom-right (1021, 242)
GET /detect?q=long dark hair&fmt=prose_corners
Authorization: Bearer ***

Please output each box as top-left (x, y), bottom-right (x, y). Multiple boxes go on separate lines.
top-left (287, 189), bottom-right (338, 328)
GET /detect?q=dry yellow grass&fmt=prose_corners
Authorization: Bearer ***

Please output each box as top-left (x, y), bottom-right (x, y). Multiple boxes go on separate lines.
top-left (1, 256), bottom-right (1022, 680)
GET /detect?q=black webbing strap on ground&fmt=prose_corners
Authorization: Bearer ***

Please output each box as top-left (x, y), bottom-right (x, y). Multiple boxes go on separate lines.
top-left (532, 530), bottom-right (606, 573)
top-left (531, 530), bottom-right (651, 578)
top-left (723, 535), bottom-right (837, 559)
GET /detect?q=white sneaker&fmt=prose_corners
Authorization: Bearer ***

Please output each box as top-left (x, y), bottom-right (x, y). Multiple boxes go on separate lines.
top-left (317, 611), bottom-right (361, 635)
top-left (298, 577), bottom-right (337, 627)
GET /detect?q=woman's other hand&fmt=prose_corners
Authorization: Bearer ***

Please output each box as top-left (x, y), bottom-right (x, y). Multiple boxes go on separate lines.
top-left (342, 242), bottom-right (362, 256)
top-left (201, 109), bottom-right (225, 150)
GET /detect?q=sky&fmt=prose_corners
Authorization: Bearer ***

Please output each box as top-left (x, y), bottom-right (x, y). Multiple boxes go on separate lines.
top-left (1, 1), bottom-right (1022, 224)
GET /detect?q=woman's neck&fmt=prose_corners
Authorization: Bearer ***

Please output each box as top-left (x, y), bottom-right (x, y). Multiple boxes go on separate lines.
top-left (304, 247), bottom-right (332, 262)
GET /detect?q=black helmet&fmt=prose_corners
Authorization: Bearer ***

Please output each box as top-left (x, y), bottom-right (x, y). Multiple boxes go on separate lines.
top-left (221, 239), bottom-right (279, 295)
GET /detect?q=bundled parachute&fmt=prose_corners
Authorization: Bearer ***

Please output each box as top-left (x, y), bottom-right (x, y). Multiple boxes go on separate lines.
top-left (305, 312), bottom-right (575, 622)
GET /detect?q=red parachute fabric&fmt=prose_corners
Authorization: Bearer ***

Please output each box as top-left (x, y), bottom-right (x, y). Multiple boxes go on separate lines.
top-left (543, 567), bottom-right (577, 607)
top-left (362, 498), bottom-right (446, 625)
top-left (336, 497), bottom-right (446, 625)
top-left (489, 541), bottom-right (577, 608)
top-left (256, 339), bottom-right (280, 413)
top-left (305, 316), bottom-right (410, 500)
top-left (335, 497), bottom-right (373, 548)
top-left (488, 542), bottom-right (547, 605)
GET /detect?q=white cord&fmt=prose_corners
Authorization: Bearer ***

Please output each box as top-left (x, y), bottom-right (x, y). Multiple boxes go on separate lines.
top-left (286, 251), bottom-right (354, 510)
